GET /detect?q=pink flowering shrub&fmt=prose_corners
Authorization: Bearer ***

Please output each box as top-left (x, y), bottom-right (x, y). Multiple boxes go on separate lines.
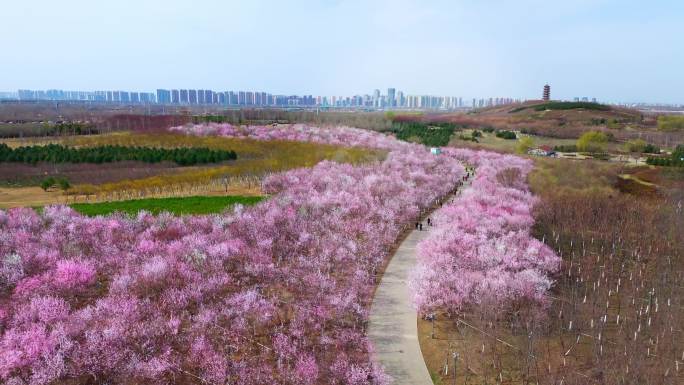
top-left (0, 125), bottom-right (463, 385)
top-left (1, 253), bottom-right (24, 289)
top-left (170, 123), bottom-right (412, 151)
top-left (53, 260), bottom-right (96, 291)
top-left (411, 148), bottom-right (561, 314)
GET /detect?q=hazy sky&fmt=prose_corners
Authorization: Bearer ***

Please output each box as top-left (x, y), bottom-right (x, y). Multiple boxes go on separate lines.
top-left (2, 0), bottom-right (683, 103)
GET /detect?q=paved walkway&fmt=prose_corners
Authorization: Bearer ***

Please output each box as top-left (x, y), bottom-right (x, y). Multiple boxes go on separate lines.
top-left (369, 172), bottom-right (473, 385)
top-left (368, 222), bottom-right (434, 384)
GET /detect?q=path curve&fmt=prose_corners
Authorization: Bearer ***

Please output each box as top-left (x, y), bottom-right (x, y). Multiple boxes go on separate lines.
top-left (368, 172), bottom-right (473, 385)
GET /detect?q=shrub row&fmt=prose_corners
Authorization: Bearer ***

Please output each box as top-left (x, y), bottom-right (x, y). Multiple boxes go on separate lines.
top-left (0, 143), bottom-right (236, 166)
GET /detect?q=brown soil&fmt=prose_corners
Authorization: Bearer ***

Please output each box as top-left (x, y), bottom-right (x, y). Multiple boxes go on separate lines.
top-left (0, 186), bottom-right (68, 208)
top-left (418, 314), bottom-right (534, 384)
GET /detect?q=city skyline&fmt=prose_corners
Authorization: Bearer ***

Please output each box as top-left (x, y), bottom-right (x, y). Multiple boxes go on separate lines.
top-left (6, 85), bottom-right (683, 110)
top-left (2, 87), bottom-right (495, 110)
top-left (5, 85), bottom-right (683, 110)
top-left (1, 1), bottom-right (683, 104)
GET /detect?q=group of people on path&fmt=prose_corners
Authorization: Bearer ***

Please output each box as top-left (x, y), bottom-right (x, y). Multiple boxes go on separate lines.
top-left (415, 219), bottom-right (430, 231)
top-left (417, 166), bottom-right (474, 231)
top-left (462, 168), bottom-right (472, 181)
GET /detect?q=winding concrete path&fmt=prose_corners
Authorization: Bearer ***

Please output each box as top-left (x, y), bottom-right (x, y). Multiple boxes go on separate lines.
top-left (369, 171), bottom-right (473, 385)
top-left (368, 223), bottom-right (434, 384)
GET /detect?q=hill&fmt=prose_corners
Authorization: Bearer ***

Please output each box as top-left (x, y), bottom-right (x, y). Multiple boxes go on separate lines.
top-left (426, 100), bottom-right (683, 147)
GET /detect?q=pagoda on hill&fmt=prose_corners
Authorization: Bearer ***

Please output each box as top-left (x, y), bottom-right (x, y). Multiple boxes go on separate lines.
top-left (543, 84), bottom-right (551, 101)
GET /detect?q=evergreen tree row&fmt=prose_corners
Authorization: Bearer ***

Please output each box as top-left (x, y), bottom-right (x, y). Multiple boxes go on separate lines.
top-left (0, 143), bottom-right (237, 166)
top-left (392, 122), bottom-right (457, 147)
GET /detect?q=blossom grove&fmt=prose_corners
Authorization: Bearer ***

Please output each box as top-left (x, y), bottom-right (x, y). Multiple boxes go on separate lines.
top-left (0, 123), bottom-right (558, 384)
top-left (410, 148), bottom-right (561, 314)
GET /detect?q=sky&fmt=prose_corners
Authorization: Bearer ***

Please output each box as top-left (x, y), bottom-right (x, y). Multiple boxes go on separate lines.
top-left (1, 0), bottom-right (683, 103)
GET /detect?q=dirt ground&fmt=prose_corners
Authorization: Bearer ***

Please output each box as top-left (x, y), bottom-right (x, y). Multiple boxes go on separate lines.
top-left (418, 315), bottom-right (534, 385)
top-left (0, 186), bottom-right (69, 208)
top-left (417, 311), bottom-right (637, 385)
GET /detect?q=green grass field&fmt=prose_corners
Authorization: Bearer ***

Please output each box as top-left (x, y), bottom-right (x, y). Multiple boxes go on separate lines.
top-left (69, 195), bottom-right (265, 216)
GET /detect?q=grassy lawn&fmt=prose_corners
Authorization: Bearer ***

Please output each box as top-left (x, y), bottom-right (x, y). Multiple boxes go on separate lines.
top-left (69, 195), bottom-right (265, 216)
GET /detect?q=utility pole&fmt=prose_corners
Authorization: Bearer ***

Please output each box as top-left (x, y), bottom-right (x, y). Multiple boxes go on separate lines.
top-left (452, 352), bottom-right (459, 385)
top-left (427, 313), bottom-right (436, 339)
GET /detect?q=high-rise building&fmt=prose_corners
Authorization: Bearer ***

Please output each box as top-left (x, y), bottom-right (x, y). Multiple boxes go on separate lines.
top-left (387, 88), bottom-right (396, 107)
top-left (180, 89), bottom-right (189, 104)
top-left (372, 89), bottom-right (380, 108)
top-left (17, 90), bottom-right (34, 100)
top-left (171, 90), bottom-right (180, 104)
top-left (140, 93), bottom-right (154, 103)
top-left (228, 91), bottom-right (237, 105)
top-left (189, 89), bottom-right (197, 104)
top-left (543, 84), bottom-right (551, 101)
top-left (156, 89), bottom-right (171, 104)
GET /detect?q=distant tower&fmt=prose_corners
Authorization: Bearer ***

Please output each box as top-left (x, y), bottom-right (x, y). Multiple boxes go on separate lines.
top-left (543, 84), bottom-right (551, 101)
top-left (387, 88), bottom-right (396, 107)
